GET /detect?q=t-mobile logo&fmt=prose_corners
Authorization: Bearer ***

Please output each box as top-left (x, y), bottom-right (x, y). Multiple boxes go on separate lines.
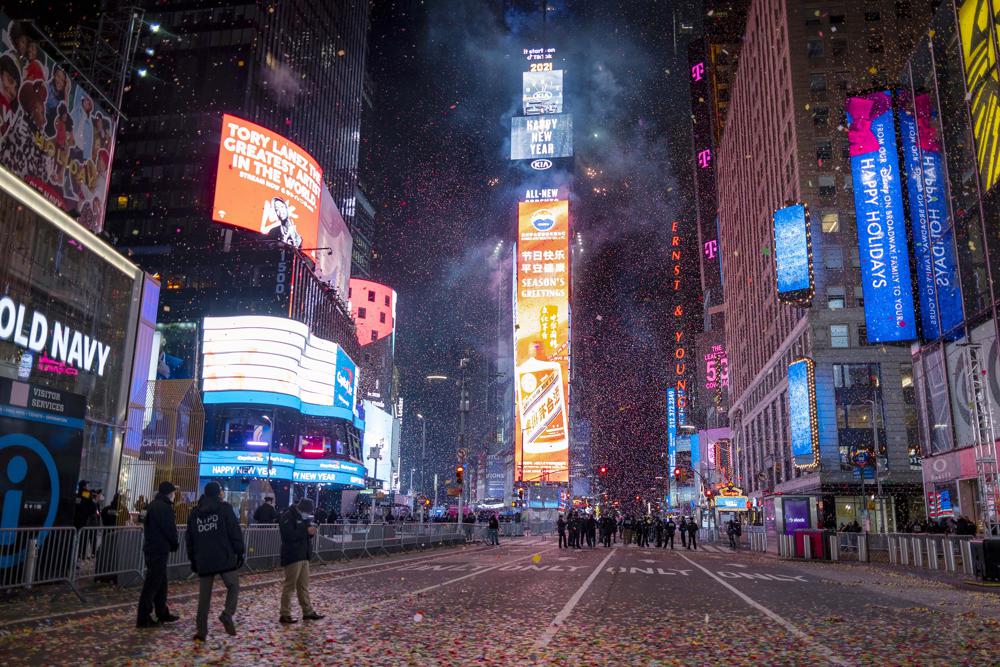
top-left (691, 62), bottom-right (705, 81)
top-left (704, 239), bottom-right (718, 259)
top-left (697, 149), bottom-right (712, 169)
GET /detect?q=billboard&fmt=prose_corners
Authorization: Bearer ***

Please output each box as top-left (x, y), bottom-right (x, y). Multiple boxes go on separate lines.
top-left (787, 357), bottom-right (819, 468)
top-left (315, 185), bottom-right (352, 300)
top-left (515, 200), bottom-right (570, 483)
top-left (486, 454), bottom-right (506, 498)
top-left (958, 0), bottom-right (1000, 194)
top-left (523, 70), bottom-right (563, 115)
top-left (0, 15), bottom-right (116, 233)
top-left (212, 114), bottom-right (323, 253)
top-left (846, 91), bottom-right (917, 342)
top-left (510, 114), bottom-right (573, 160)
top-left (772, 203), bottom-right (813, 303)
top-left (898, 92), bottom-right (964, 341)
top-left (197, 450), bottom-right (364, 487)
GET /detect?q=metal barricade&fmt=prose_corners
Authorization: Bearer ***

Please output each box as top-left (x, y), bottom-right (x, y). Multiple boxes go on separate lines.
top-left (0, 527), bottom-right (80, 595)
top-left (829, 534), bottom-right (840, 561)
top-left (75, 525), bottom-right (146, 588)
top-left (912, 536), bottom-right (924, 567)
top-left (244, 525), bottom-right (283, 571)
top-left (961, 539), bottom-right (974, 575)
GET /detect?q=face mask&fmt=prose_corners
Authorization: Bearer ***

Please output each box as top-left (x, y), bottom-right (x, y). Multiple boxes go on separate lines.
top-left (300, 514), bottom-right (314, 523)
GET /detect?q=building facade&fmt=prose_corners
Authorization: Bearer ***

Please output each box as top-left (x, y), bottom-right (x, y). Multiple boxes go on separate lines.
top-left (717, 0), bottom-right (933, 534)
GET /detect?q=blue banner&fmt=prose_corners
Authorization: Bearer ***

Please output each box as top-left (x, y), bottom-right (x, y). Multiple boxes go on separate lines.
top-left (846, 91), bottom-right (918, 342)
top-left (898, 93), bottom-right (964, 341)
top-left (773, 204), bottom-right (812, 299)
top-left (334, 347), bottom-right (357, 412)
top-left (787, 358), bottom-right (818, 468)
top-left (666, 388), bottom-right (677, 507)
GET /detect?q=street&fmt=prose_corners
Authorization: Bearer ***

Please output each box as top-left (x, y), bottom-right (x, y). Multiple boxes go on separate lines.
top-left (1, 535), bottom-right (997, 666)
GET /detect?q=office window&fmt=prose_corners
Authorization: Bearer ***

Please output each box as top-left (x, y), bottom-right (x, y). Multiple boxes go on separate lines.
top-left (865, 11), bottom-right (881, 21)
top-left (854, 286), bottom-right (865, 307)
top-left (358, 307), bottom-right (367, 319)
top-left (827, 287), bottom-right (846, 309)
top-left (810, 73), bottom-right (827, 92)
top-left (379, 311), bottom-right (386, 323)
top-left (821, 211), bottom-right (840, 232)
top-left (831, 40), bottom-right (848, 57)
top-left (816, 141), bottom-right (833, 160)
top-left (367, 290), bottom-right (376, 302)
top-left (867, 35), bottom-right (884, 54)
top-left (384, 295), bottom-right (391, 306)
top-left (825, 247), bottom-right (844, 269)
top-left (813, 106), bottom-right (830, 127)
top-left (830, 14), bottom-right (846, 25)
top-left (833, 363), bottom-right (879, 388)
top-left (807, 40), bottom-right (824, 58)
top-left (818, 175), bottom-right (836, 196)
top-left (831, 324), bottom-right (850, 348)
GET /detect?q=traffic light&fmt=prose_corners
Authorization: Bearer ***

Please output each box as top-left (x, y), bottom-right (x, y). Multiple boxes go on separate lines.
top-left (455, 465), bottom-right (464, 485)
top-left (673, 466), bottom-right (683, 482)
top-left (517, 487), bottom-right (524, 500)
top-left (598, 465), bottom-right (608, 476)
top-left (704, 487), bottom-right (714, 502)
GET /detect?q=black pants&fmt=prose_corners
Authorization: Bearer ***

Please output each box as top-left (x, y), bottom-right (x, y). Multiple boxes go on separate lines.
top-left (688, 532), bottom-right (698, 549)
top-left (586, 532), bottom-right (595, 548)
top-left (137, 554), bottom-right (170, 621)
top-left (680, 532), bottom-right (687, 547)
top-left (729, 534), bottom-right (737, 548)
top-left (559, 532), bottom-right (567, 548)
top-left (663, 534), bottom-right (674, 549)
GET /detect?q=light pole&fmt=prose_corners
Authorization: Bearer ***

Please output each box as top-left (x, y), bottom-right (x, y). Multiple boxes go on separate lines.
top-left (417, 413), bottom-right (427, 497)
top-left (409, 467), bottom-right (416, 495)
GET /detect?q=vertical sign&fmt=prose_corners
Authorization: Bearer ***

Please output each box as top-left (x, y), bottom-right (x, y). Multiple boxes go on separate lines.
top-left (515, 200), bottom-right (570, 483)
top-left (957, 0), bottom-right (1000, 194)
top-left (846, 91), bottom-right (918, 342)
top-left (666, 387), bottom-right (677, 508)
top-left (772, 203), bottom-right (814, 303)
top-left (669, 218), bottom-right (691, 426)
top-left (897, 92), bottom-right (964, 341)
top-left (787, 357), bottom-right (819, 468)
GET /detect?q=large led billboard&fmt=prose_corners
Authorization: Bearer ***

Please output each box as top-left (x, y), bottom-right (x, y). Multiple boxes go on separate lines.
top-left (958, 0), bottom-right (1000, 194)
top-left (523, 70), bottom-right (563, 115)
top-left (510, 114), bottom-right (573, 160)
top-left (515, 200), bottom-right (570, 483)
top-left (787, 357), bottom-right (819, 469)
top-left (846, 91), bottom-right (917, 342)
top-left (315, 185), bottom-right (352, 300)
top-left (898, 92), bottom-right (964, 341)
top-left (197, 450), bottom-right (364, 487)
top-left (772, 203), bottom-right (813, 304)
top-left (201, 315), bottom-right (359, 423)
top-left (212, 114), bottom-right (323, 253)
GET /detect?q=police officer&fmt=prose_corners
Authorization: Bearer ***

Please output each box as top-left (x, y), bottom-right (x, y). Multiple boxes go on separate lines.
top-left (136, 481), bottom-right (180, 628)
top-left (187, 482), bottom-right (244, 641)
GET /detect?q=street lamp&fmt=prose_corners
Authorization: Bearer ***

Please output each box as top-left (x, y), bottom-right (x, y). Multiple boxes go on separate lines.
top-left (861, 397), bottom-right (885, 533)
top-left (417, 413), bottom-right (428, 498)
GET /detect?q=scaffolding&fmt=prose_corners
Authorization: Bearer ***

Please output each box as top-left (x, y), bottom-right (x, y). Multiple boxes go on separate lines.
top-left (964, 344), bottom-right (999, 536)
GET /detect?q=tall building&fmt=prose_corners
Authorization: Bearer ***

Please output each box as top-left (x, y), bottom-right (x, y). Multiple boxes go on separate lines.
top-left (717, 0), bottom-right (933, 533)
top-left (350, 184), bottom-right (377, 278)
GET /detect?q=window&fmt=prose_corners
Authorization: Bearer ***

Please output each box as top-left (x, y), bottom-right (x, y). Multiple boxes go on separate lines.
top-left (816, 141), bottom-right (833, 159)
top-left (854, 286), bottom-right (865, 307)
top-left (813, 106), bottom-right (830, 127)
top-left (830, 14), bottom-right (845, 25)
top-left (840, 404), bottom-right (881, 428)
top-left (864, 11), bottom-right (881, 21)
top-left (807, 39), bottom-right (824, 58)
top-left (866, 35), bottom-right (884, 54)
top-left (821, 211), bottom-right (840, 232)
top-left (831, 40), bottom-right (848, 57)
top-left (818, 175), bottom-right (836, 196)
top-left (367, 290), bottom-right (376, 302)
top-left (858, 325), bottom-right (869, 345)
top-left (379, 311), bottom-right (386, 323)
top-left (384, 294), bottom-right (390, 306)
top-left (830, 324), bottom-right (850, 348)
top-left (895, 0), bottom-right (912, 18)
top-left (805, 15), bottom-right (821, 27)
top-left (825, 247), bottom-right (844, 269)
top-left (809, 73), bottom-right (827, 92)
top-left (358, 307), bottom-right (367, 319)
top-left (833, 363), bottom-right (879, 388)
top-left (827, 287), bottom-right (845, 309)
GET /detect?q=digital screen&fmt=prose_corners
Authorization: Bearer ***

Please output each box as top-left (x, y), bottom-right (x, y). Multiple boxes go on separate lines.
top-left (703, 344), bottom-right (728, 391)
top-left (292, 457), bottom-right (365, 486)
top-left (212, 114), bottom-right (323, 253)
top-left (666, 388), bottom-right (677, 500)
top-left (846, 91), bottom-right (917, 342)
top-left (782, 498), bottom-right (811, 534)
top-left (198, 450), bottom-right (296, 481)
top-left (202, 315), bottom-right (359, 422)
top-left (515, 200), bottom-right (570, 483)
top-left (715, 496), bottom-right (748, 511)
top-left (898, 92), bottom-right (964, 341)
top-left (523, 70), bottom-right (563, 115)
top-left (773, 203), bottom-right (812, 301)
top-left (510, 114), bottom-right (573, 160)
top-left (486, 454), bottom-right (505, 498)
top-left (787, 358), bottom-right (818, 468)
top-left (316, 185), bottom-right (352, 300)
top-left (958, 1), bottom-right (1000, 194)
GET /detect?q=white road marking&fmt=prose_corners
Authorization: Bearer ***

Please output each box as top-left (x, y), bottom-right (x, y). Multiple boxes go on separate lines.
top-left (679, 554), bottom-right (850, 666)
top-left (534, 548), bottom-right (617, 650)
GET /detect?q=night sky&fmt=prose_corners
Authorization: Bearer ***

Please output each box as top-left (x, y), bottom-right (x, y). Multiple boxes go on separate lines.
top-left (363, 0), bottom-right (700, 502)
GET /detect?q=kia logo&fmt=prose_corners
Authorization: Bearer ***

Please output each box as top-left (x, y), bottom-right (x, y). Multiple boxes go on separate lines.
top-left (531, 90), bottom-right (553, 101)
top-left (531, 159), bottom-right (552, 170)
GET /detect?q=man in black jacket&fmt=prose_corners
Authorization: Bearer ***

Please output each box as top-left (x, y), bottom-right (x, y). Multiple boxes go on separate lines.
top-left (278, 498), bottom-right (324, 624)
top-left (137, 481), bottom-right (180, 628)
top-left (187, 482), bottom-right (245, 641)
top-left (253, 496), bottom-right (279, 524)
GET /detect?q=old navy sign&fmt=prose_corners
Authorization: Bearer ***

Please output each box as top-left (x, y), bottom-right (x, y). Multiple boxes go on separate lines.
top-left (0, 297), bottom-right (112, 376)
top-left (846, 91), bottom-right (917, 342)
top-left (898, 93), bottom-right (964, 341)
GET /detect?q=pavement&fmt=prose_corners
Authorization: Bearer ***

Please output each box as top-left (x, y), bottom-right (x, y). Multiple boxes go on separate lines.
top-left (0, 535), bottom-right (998, 666)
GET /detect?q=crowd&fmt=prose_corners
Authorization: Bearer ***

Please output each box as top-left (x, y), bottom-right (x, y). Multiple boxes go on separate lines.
top-left (555, 512), bottom-right (702, 550)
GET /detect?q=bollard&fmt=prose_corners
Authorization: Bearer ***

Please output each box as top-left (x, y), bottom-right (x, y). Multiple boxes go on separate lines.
top-left (803, 536), bottom-right (812, 560)
top-left (961, 540), bottom-right (974, 575)
top-left (944, 538), bottom-right (957, 572)
top-left (900, 536), bottom-right (910, 566)
top-left (927, 538), bottom-right (939, 570)
top-left (858, 533), bottom-right (868, 563)
top-left (888, 535), bottom-right (897, 564)
top-left (829, 534), bottom-right (839, 561)
top-left (22, 538), bottom-right (38, 588)
top-left (912, 537), bottom-right (924, 568)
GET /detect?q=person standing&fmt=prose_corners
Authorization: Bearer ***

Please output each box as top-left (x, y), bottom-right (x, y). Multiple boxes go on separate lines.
top-left (687, 518), bottom-right (699, 550)
top-left (679, 517), bottom-right (688, 549)
top-left (664, 517), bottom-right (676, 549)
top-left (279, 498), bottom-right (324, 624)
top-left (187, 482), bottom-right (245, 641)
top-left (488, 513), bottom-right (500, 546)
top-left (557, 515), bottom-right (567, 549)
top-left (253, 496), bottom-right (279, 524)
top-left (137, 481), bottom-right (180, 628)
top-left (74, 481), bottom-right (99, 558)
top-left (585, 515), bottom-right (597, 548)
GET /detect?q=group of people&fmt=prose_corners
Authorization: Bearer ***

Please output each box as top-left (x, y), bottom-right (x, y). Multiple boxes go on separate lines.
top-left (902, 516), bottom-right (978, 535)
top-left (136, 481), bottom-right (324, 641)
top-left (556, 513), bottom-right (701, 550)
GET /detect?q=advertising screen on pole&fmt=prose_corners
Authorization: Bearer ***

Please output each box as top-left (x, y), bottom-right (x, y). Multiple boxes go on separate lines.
top-left (515, 200), bottom-right (570, 483)
top-left (787, 357), bottom-right (819, 468)
top-left (523, 70), bottom-right (563, 115)
top-left (772, 203), bottom-right (813, 303)
top-left (846, 91), bottom-right (917, 342)
top-left (898, 92), bottom-right (964, 341)
top-left (510, 114), bottom-right (573, 160)
top-left (212, 114), bottom-right (323, 253)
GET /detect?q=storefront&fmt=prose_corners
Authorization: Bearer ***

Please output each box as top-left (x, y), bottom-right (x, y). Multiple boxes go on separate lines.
top-left (0, 165), bottom-right (154, 527)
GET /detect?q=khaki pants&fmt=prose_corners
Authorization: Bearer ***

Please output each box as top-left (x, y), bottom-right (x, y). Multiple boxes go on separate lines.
top-left (280, 560), bottom-right (314, 617)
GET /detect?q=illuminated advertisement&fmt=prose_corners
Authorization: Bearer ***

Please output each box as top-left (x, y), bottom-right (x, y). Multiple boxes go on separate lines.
top-left (510, 114), bottom-right (573, 160)
top-left (0, 14), bottom-right (116, 233)
top-left (292, 457), bottom-right (365, 486)
top-left (201, 315), bottom-right (360, 423)
top-left (515, 200), bottom-right (570, 483)
top-left (772, 203), bottom-right (813, 303)
top-left (715, 496), bottom-right (748, 511)
top-left (846, 91), bottom-right (917, 342)
top-left (197, 450), bottom-right (364, 487)
top-left (666, 387), bottom-right (677, 507)
top-left (316, 185), bottom-right (352, 299)
top-left (703, 343), bottom-right (728, 391)
top-left (898, 92), bottom-right (964, 341)
top-left (212, 114), bottom-right (323, 253)
top-left (958, 0), bottom-right (1000, 194)
top-left (787, 357), bottom-right (819, 468)
top-left (523, 70), bottom-right (563, 115)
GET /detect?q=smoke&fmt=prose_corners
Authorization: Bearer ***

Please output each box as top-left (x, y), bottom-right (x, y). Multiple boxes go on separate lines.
top-left (260, 53), bottom-right (303, 106)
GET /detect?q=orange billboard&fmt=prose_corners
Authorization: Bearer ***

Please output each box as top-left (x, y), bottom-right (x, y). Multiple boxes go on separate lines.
top-left (515, 200), bottom-right (570, 483)
top-left (212, 114), bottom-right (323, 253)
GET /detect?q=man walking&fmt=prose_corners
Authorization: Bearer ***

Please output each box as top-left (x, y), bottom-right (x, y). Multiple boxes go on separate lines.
top-left (279, 498), bottom-right (324, 624)
top-left (137, 481), bottom-right (180, 628)
top-left (687, 518), bottom-right (699, 550)
top-left (187, 482), bottom-right (244, 641)
top-left (557, 515), bottom-right (567, 549)
top-left (253, 496), bottom-right (279, 524)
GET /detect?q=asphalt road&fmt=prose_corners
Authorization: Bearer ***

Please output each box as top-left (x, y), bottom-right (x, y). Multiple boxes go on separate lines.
top-left (1, 534), bottom-right (998, 666)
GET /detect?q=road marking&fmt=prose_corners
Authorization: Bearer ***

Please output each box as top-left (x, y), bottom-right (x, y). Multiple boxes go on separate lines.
top-left (534, 547), bottom-right (617, 650)
top-left (679, 554), bottom-right (850, 667)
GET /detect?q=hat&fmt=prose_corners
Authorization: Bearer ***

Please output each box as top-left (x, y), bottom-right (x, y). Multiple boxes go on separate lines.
top-left (204, 482), bottom-right (222, 498)
top-left (158, 481), bottom-right (177, 495)
top-left (297, 498), bottom-right (315, 513)
top-left (264, 496), bottom-right (274, 502)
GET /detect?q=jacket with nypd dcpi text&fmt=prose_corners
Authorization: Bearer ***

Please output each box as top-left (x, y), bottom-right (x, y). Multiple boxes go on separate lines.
top-left (186, 496), bottom-right (245, 576)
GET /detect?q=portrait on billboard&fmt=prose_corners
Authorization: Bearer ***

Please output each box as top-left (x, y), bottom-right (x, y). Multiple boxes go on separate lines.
top-left (264, 197), bottom-right (302, 248)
